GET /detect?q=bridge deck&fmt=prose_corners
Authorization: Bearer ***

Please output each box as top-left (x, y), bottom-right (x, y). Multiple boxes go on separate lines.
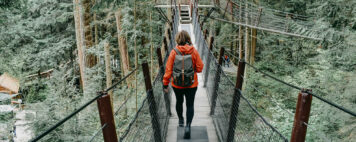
top-left (166, 24), bottom-right (218, 142)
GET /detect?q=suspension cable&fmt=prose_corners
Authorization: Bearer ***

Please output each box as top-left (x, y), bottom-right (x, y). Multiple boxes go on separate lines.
top-left (239, 89), bottom-right (289, 142)
top-left (244, 61), bottom-right (356, 117)
top-left (88, 123), bottom-right (107, 142)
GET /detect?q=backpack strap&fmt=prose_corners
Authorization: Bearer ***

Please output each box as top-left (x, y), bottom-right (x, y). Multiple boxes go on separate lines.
top-left (174, 47), bottom-right (182, 55)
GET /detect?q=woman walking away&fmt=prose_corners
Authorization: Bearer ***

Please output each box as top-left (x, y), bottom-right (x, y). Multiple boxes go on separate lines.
top-left (163, 30), bottom-right (204, 139)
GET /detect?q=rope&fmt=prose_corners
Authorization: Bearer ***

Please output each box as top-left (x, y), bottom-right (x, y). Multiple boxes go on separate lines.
top-left (243, 76), bottom-right (295, 116)
top-left (88, 123), bottom-right (107, 142)
top-left (119, 97), bottom-right (148, 141)
top-left (210, 2), bottom-right (323, 40)
top-left (114, 92), bottom-right (133, 116)
top-left (30, 91), bottom-right (106, 142)
top-left (239, 90), bottom-right (289, 142)
top-left (105, 67), bottom-right (139, 92)
top-left (244, 61), bottom-right (356, 117)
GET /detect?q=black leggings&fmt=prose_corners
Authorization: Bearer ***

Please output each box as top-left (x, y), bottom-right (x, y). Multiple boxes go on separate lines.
top-left (173, 87), bottom-right (197, 124)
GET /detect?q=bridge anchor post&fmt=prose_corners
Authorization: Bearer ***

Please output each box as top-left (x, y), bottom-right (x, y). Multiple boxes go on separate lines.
top-left (226, 60), bottom-right (245, 142)
top-left (97, 92), bottom-right (118, 142)
top-left (142, 62), bottom-right (163, 142)
top-left (203, 36), bottom-right (214, 87)
top-left (156, 47), bottom-right (172, 116)
top-left (291, 90), bottom-right (312, 142)
top-left (210, 47), bottom-right (225, 115)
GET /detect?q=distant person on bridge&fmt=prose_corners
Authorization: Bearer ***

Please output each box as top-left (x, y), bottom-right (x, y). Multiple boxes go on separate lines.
top-left (224, 55), bottom-right (230, 67)
top-left (163, 30), bottom-right (204, 139)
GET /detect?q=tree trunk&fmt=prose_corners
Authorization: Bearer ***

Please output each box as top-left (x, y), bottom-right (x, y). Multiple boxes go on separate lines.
top-left (73, 0), bottom-right (86, 91)
top-left (150, 12), bottom-right (154, 80)
top-left (250, 29), bottom-right (257, 64)
top-left (134, 0), bottom-right (138, 112)
top-left (115, 9), bottom-right (131, 86)
top-left (104, 42), bottom-right (113, 96)
top-left (104, 42), bottom-right (113, 108)
top-left (163, 26), bottom-right (170, 57)
top-left (94, 12), bottom-right (99, 63)
top-left (244, 2), bottom-right (250, 63)
top-left (238, 0), bottom-right (243, 60)
top-left (82, 0), bottom-right (97, 67)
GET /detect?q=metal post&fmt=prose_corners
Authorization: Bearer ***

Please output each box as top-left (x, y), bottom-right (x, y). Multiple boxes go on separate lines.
top-left (156, 47), bottom-right (164, 70)
top-left (97, 92), bottom-right (118, 142)
top-left (163, 37), bottom-right (168, 53)
top-left (190, 2), bottom-right (193, 16)
top-left (167, 28), bottom-right (172, 51)
top-left (210, 47), bottom-right (225, 115)
top-left (203, 29), bottom-right (208, 41)
top-left (226, 60), bottom-right (245, 142)
top-left (201, 29), bottom-right (209, 60)
top-left (156, 48), bottom-right (172, 116)
top-left (142, 62), bottom-right (162, 142)
top-left (170, 22), bottom-right (174, 35)
top-left (179, 3), bottom-right (181, 15)
top-left (204, 36), bottom-right (214, 87)
top-left (291, 90), bottom-right (312, 142)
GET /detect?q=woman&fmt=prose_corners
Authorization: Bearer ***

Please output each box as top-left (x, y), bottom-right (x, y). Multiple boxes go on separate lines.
top-left (163, 30), bottom-right (204, 139)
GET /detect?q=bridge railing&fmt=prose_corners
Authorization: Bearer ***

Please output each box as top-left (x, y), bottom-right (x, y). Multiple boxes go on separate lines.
top-left (30, 1), bottom-right (181, 142)
top-left (30, 66), bottom-right (139, 142)
top-left (191, 1), bottom-right (288, 141)
top-left (211, 0), bottom-right (323, 40)
top-left (242, 62), bottom-right (356, 142)
top-left (119, 2), bottom-right (180, 142)
top-left (193, 1), bottom-right (356, 141)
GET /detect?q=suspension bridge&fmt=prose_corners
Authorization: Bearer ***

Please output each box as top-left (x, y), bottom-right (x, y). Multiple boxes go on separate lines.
top-left (29, 0), bottom-right (355, 142)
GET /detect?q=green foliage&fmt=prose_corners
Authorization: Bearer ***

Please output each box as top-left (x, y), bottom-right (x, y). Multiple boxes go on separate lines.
top-left (1, 0), bottom-right (165, 140)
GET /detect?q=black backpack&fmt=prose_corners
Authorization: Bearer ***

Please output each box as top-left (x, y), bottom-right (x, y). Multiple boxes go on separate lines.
top-left (172, 47), bottom-right (195, 87)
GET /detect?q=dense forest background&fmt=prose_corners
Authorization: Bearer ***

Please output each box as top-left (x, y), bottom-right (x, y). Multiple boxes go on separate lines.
top-left (0, 0), bottom-right (355, 141)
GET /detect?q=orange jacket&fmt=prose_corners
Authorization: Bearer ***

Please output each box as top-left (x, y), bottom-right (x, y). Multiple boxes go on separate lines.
top-left (163, 44), bottom-right (204, 89)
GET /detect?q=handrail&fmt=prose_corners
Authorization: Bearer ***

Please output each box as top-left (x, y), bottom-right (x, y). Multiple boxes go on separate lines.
top-left (30, 68), bottom-right (139, 142)
top-left (244, 62), bottom-right (356, 117)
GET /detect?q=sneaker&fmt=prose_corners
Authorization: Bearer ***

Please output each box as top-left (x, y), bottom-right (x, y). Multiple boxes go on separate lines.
top-left (183, 123), bottom-right (191, 139)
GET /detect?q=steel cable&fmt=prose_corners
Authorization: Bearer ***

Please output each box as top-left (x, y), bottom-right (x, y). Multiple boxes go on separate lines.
top-left (30, 68), bottom-right (139, 142)
top-left (244, 61), bottom-right (356, 117)
top-left (88, 123), bottom-right (107, 142)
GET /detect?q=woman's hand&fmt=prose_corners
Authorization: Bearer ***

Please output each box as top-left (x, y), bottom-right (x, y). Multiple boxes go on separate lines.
top-left (163, 85), bottom-right (169, 93)
top-left (163, 88), bottom-right (169, 94)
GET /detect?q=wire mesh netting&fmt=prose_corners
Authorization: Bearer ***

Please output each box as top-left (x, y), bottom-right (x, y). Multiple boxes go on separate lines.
top-left (214, 0), bottom-right (323, 40)
top-left (118, 5), bottom-right (180, 142)
top-left (235, 91), bottom-right (288, 142)
top-left (118, 70), bottom-right (170, 142)
top-left (242, 64), bottom-right (356, 142)
top-left (191, 2), bottom-right (288, 141)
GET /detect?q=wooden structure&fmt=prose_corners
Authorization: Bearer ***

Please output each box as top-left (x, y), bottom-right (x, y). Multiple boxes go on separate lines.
top-left (0, 73), bottom-right (21, 105)
top-left (0, 73), bottom-right (19, 94)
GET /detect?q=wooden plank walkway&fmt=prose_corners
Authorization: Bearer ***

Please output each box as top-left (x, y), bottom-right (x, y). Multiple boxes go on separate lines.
top-left (166, 24), bottom-right (219, 142)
